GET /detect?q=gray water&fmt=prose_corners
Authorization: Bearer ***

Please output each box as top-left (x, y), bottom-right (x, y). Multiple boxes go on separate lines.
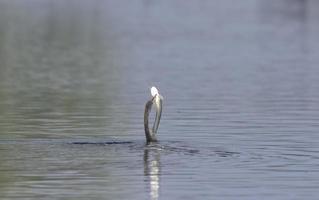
top-left (1, 0), bottom-right (319, 199)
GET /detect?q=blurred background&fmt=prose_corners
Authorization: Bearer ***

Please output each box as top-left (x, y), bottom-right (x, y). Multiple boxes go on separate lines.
top-left (0, 0), bottom-right (319, 199)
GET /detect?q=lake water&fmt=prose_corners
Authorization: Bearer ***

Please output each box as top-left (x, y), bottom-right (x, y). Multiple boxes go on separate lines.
top-left (1, 0), bottom-right (319, 199)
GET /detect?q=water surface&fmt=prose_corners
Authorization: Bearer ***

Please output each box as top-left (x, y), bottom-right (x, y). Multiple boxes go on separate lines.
top-left (1, 0), bottom-right (319, 199)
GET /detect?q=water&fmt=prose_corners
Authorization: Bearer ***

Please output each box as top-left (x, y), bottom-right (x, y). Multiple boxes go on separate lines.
top-left (1, 0), bottom-right (319, 199)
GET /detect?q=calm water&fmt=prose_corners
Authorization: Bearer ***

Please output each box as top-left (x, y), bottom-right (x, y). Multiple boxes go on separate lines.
top-left (1, 0), bottom-right (319, 199)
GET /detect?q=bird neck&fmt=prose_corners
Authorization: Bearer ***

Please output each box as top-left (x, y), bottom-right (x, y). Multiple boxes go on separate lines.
top-left (144, 100), bottom-right (157, 143)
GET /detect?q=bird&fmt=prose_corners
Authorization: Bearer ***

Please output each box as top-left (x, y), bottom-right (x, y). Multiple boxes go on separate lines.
top-left (144, 86), bottom-right (163, 143)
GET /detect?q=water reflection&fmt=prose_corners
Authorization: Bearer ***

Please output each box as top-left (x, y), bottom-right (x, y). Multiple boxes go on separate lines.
top-left (144, 146), bottom-right (161, 200)
top-left (259, 0), bottom-right (308, 21)
top-left (0, 151), bottom-right (13, 198)
top-left (258, 0), bottom-right (308, 55)
top-left (0, 0), bottom-right (128, 139)
top-left (1, 0), bottom-right (319, 199)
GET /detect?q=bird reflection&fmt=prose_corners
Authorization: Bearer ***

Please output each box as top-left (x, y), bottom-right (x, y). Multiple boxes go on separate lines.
top-left (144, 147), bottom-right (161, 200)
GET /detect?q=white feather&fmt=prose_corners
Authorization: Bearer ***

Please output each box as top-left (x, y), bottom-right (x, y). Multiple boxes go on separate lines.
top-left (150, 86), bottom-right (159, 97)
